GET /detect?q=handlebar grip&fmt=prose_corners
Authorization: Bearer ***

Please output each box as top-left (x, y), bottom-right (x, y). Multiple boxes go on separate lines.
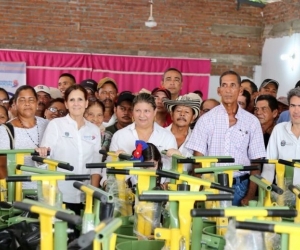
top-left (236, 221), bottom-right (274, 232)
top-left (191, 209), bottom-right (296, 218)
top-left (217, 158), bottom-right (235, 163)
top-left (206, 194), bottom-right (234, 201)
top-left (31, 155), bottom-right (45, 163)
top-left (139, 194), bottom-right (168, 202)
top-left (73, 182), bottom-right (108, 202)
top-left (13, 201), bottom-right (32, 211)
top-left (156, 170), bottom-right (179, 179)
top-left (106, 169), bottom-right (129, 175)
top-left (264, 209), bottom-right (297, 216)
top-left (55, 211), bottom-right (82, 225)
top-left (191, 209), bottom-right (224, 217)
top-left (278, 159), bottom-right (294, 167)
top-left (132, 162), bottom-right (155, 168)
top-left (6, 176), bottom-right (31, 182)
top-left (211, 183), bottom-right (235, 193)
top-left (99, 149), bottom-right (108, 156)
top-left (86, 163), bottom-right (106, 168)
top-left (65, 175), bottom-right (90, 181)
top-left (271, 184), bottom-right (284, 195)
top-left (73, 181), bottom-right (83, 190)
top-left (118, 153), bottom-right (132, 160)
top-left (177, 158), bottom-right (196, 163)
top-left (242, 166), bottom-right (261, 171)
top-left (250, 159), bottom-right (269, 164)
top-left (57, 163), bottom-right (74, 171)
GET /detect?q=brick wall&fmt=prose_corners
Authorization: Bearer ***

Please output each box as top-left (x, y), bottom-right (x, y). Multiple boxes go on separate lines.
top-left (263, 0), bottom-right (300, 25)
top-left (1, 0), bottom-right (295, 77)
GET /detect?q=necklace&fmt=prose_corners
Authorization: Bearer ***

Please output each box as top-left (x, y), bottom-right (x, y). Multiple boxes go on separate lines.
top-left (18, 117), bottom-right (40, 147)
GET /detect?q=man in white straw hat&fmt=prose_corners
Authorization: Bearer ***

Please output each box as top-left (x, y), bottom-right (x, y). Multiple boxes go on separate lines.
top-left (164, 92), bottom-right (201, 173)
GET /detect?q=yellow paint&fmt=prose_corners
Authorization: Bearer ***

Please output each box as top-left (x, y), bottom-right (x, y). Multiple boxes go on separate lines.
top-left (0, 179), bottom-right (7, 201)
top-left (275, 163), bottom-right (285, 206)
top-left (15, 169), bottom-right (22, 201)
top-left (16, 153), bottom-right (26, 165)
top-left (31, 175), bottom-right (65, 181)
top-left (293, 188), bottom-right (300, 223)
top-left (109, 233), bottom-right (117, 250)
top-left (40, 214), bottom-right (53, 250)
top-left (178, 201), bottom-right (194, 250)
top-left (80, 185), bottom-right (95, 213)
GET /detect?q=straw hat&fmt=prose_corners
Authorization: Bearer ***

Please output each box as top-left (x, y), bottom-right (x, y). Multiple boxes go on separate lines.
top-left (164, 93), bottom-right (202, 117)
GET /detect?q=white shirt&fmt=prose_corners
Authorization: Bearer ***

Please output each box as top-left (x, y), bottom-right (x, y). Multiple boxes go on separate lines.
top-left (262, 121), bottom-right (300, 185)
top-left (0, 117), bottom-right (49, 189)
top-left (40, 114), bottom-right (102, 203)
top-left (100, 122), bottom-right (177, 186)
top-left (103, 114), bottom-right (116, 128)
top-left (0, 117), bottom-right (48, 150)
top-left (165, 124), bottom-right (193, 172)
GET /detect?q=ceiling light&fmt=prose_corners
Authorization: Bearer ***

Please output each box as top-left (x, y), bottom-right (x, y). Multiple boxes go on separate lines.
top-left (145, 0), bottom-right (157, 28)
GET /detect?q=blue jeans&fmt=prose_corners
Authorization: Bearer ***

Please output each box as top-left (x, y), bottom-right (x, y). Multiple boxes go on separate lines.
top-left (232, 178), bottom-right (249, 206)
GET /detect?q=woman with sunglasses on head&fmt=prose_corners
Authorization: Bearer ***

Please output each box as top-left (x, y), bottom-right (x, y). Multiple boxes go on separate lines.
top-left (44, 98), bottom-right (67, 120)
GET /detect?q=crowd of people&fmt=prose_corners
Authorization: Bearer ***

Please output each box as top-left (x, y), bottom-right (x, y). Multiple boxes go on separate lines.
top-left (0, 68), bottom-right (299, 210)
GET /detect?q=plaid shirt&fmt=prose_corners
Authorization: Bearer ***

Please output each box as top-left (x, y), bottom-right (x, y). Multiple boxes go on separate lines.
top-left (185, 104), bottom-right (266, 176)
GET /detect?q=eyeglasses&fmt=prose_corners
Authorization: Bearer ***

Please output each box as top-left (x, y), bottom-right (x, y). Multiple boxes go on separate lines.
top-left (0, 99), bottom-right (9, 105)
top-left (48, 107), bottom-right (66, 116)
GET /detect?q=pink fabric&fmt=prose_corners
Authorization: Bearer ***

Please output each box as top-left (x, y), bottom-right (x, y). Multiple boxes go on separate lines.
top-left (0, 49), bottom-right (211, 98)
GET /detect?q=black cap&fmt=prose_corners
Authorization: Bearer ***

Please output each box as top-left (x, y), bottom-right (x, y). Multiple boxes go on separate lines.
top-left (115, 91), bottom-right (135, 106)
top-left (80, 79), bottom-right (98, 93)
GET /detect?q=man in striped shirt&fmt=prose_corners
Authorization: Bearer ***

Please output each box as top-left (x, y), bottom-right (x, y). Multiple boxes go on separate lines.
top-left (185, 70), bottom-right (266, 206)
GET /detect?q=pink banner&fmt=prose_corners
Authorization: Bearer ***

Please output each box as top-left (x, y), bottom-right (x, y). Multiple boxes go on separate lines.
top-left (0, 49), bottom-right (210, 98)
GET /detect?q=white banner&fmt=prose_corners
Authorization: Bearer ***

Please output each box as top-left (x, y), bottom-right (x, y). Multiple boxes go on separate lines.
top-left (0, 62), bottom-right (26, 97)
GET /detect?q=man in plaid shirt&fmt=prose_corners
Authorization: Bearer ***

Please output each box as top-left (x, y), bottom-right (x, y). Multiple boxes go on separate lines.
top-left (186, 70), bottom-right (266, 206)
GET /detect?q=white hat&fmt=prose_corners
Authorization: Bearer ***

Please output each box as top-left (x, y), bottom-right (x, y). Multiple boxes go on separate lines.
top-left (49, 87), bottom-right (62, 99)
top-left (34, 85), bottom-right (51, 95)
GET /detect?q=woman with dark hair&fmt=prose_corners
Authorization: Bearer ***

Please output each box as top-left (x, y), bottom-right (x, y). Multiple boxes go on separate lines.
top-left (101, 93), bottom-right (177, 187)
top-left (0, 85), bottom-right (49, 149)
top-left (0, 85), bottom-right (49, 184)
top-left (84, 99), bottom-right (112, 159)
top-left (38, 85), bottom-right (102, 218)
top-left (44, 98), bottom-right (67, 120)
top-left (130, 140), bottom-right (163, 188)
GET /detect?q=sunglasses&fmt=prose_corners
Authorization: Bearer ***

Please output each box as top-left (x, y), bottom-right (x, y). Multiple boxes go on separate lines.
top-left (48, 107), bottom-right (66, 116)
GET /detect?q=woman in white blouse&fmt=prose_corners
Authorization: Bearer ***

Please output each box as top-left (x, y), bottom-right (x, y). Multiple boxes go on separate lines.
top-left (39, 85), bottom-right (102, 216)
top-left (0, 85), bottom-right (48, 184)
top-left (101, 93), bottom-right (177, 187)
